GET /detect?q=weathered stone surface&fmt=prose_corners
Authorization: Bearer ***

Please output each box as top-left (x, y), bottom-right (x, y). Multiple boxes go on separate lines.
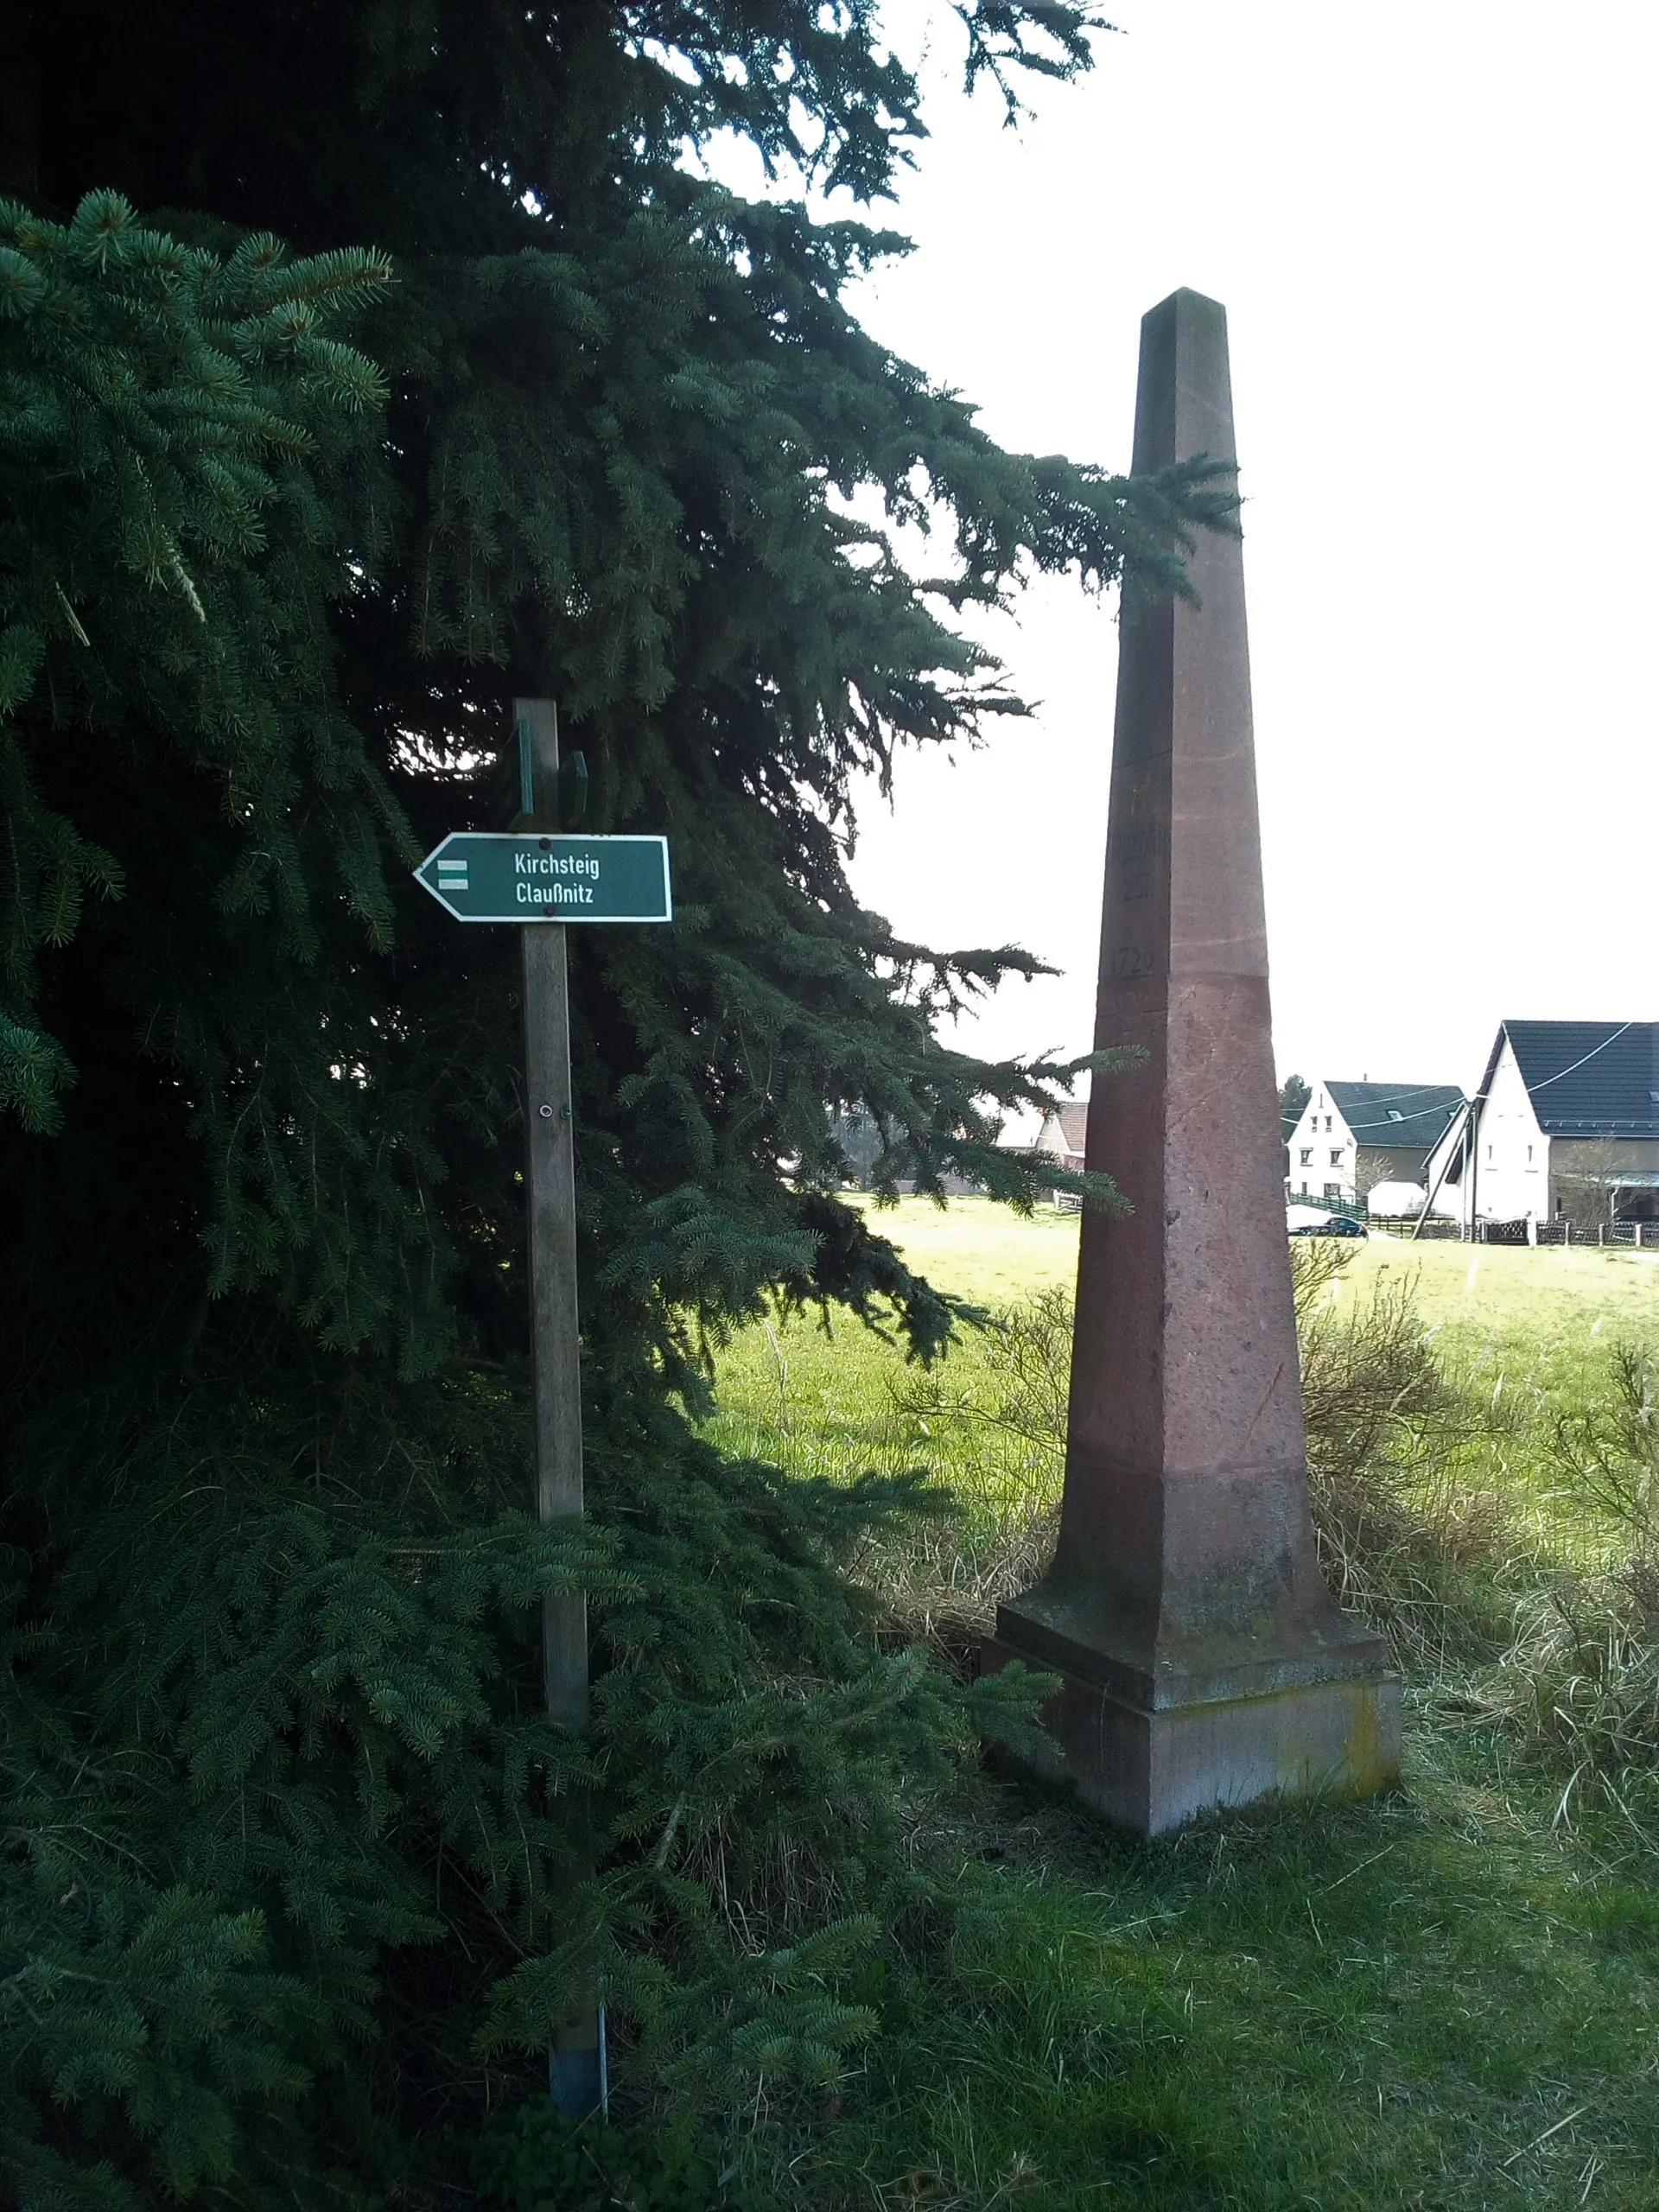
top-left (981, 1636), bottom-right (1400, 1834)
top-left (990, 289), bottom-right (1398, 1834)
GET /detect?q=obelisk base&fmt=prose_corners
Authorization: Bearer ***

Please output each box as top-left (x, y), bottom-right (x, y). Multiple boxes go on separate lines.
top-left (980, 1634), bottom-right (1401, 1837)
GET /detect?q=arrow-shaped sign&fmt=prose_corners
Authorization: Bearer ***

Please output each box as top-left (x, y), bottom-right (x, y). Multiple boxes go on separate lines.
top-left (414, 832), bottom-right (671, 924)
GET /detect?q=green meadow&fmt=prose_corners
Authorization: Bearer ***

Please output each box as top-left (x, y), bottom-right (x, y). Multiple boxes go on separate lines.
top-left (700, 1205), bottom-right (1659, 2211)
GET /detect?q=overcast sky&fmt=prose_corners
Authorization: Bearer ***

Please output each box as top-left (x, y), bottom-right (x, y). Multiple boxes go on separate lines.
top-left (824, 0), bottom-right (1659, 1099)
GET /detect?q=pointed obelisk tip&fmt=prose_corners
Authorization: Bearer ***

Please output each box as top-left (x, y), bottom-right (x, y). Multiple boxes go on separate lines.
top-left (1145, 285), bottom-right (1227, 323)
top-left (1133, 289), bottom-right (1236, 475)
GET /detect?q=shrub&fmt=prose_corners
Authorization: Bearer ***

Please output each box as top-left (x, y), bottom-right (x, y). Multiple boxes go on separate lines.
top-left (474, 2103), bottom-right (774, 2212)
top-left (1491, 1344), bottom-right (1659, 1818)
top-left (876, 1287), bottom-right (1072, 1662)
top-left (1291, 1245), bottom-right (1516, 1669)
top-left (878, 1254), bottom-right (1513, 1675)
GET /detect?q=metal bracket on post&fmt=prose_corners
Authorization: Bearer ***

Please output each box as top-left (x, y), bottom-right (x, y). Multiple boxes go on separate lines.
top-left (513, 695), bottom-right (606, 2121)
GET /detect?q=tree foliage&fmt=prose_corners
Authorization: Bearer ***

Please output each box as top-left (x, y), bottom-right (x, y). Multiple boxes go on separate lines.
top-left (2, 1), bottom-right (1231, 2197)
top-left (1280, 1072), bottom-right (1312, 1141)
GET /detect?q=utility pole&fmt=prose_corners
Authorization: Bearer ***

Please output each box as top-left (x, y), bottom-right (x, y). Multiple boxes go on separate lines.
top-left (1414, 1097), bottom-right (1472, 1242)
top-left (515, 696), bottom-right (602, 2120)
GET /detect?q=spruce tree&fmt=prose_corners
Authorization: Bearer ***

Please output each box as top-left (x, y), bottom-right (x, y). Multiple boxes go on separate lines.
top-left (3, 4), bottom-right (1231, 2198)
top-left (1281, 1073), bottom-right (1313, 1141)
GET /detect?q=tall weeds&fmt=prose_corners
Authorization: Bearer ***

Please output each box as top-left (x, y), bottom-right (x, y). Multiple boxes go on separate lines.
top-left (870, 1287), bottom-right (1072, 1665)
top-left (1291, 1243), bottom-right (1516, 1670)
top-left (877, 1251), bottom-right (1513, 1670)
top-left (1496, 1345), bottom-right (1659, 1821)
top-left (848, 1244), bottom-right (1659, 1828)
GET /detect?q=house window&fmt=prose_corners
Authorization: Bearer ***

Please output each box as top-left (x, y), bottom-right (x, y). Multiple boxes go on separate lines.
top-left (1330, 1149), bottom-right (1344, 1167)
top-left (1325, 1116), bottom-right (1332, 1131)
top-left (1323, 1182), bottom-right (1341, 1203)
top-left (1487, 1144), bottom-right (1494, 1162)
top-left (1527, 1145), bottom-right (1534, 1163)
top-left (1300, 1148), bottom-right (1313, 1167)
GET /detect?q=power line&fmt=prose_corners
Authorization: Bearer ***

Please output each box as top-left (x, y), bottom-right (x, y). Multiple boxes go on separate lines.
top-left (1517, 1020), bottom-right (1637, 1095)
top-left (1295, 1089), bottom-right (1465, 1138)
top-left (1339, 1105), bottom-right (1466, 1135)
top-left (1326, 1081), bottom-right (1463, 1110)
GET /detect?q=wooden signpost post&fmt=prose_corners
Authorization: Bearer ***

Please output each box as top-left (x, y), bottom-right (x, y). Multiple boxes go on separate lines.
top-left (414, 696), bottom-right (672, 2118)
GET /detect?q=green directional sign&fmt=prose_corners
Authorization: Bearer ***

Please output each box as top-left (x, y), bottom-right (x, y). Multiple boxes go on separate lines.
top-left (414, 833), bottom-right (671, 924)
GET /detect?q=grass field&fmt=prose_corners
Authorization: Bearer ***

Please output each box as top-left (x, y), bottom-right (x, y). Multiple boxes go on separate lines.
top-left (706, 1207), bottom-right (1659, 1545)
top-left (698, 1202), bottom-right (1659, 2211)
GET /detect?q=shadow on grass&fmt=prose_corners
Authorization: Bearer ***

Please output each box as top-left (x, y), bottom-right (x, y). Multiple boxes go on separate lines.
top-left (705, 1230), bottom-right (1659, 2209)
top-left (804, 1745), bottom-right (1659, 2210)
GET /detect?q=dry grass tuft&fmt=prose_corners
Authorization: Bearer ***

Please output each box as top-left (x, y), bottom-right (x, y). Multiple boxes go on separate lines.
top-left (868, 1255), bottom-right (1523, 1679)
top-left (1293, 1244), bottom-right (1520, 1670)
top-left (714, 1226), bottom-right (1659, 1826)
top-left (858, 1288), bottom-right (1072, 1665)
top-left (1484, 1344), bottom-right (1659, 1819)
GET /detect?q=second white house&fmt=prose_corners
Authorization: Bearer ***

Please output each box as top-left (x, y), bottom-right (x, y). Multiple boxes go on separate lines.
top-left (1424, 1020), bottom-right (1659, 1230)
top-left (1287, 1080), bottom-right (1465, 1208)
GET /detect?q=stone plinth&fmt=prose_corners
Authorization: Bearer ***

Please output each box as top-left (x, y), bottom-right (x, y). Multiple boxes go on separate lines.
top-left (989, 290), bottom-right (1399, 1835)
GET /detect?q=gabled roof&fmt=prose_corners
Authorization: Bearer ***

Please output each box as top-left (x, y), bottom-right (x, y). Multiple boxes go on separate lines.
top-left (1052, 1102), bottom-right (1089, 1158)
top-left (998, 1100), bottom-right (1089, 1159)
top-left (1323, 1081), bottom-right (1465, 1151)
top-left (1484, 1020), bottom-right (1659, 1136)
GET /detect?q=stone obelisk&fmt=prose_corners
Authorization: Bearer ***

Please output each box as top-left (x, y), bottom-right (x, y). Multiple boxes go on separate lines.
top-left (986, 290), bottom-right (1399, 1834)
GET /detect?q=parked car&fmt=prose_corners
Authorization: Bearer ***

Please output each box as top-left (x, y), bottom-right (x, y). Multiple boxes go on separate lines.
top-left (1289, 1211), bottom-right (1368, 1238)
top-left (1286, 1204), bottom-right (1332, 1234)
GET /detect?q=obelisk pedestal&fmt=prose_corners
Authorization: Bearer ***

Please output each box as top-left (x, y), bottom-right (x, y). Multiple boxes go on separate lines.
top-left (983, 291), bottom-right (1399, 1835)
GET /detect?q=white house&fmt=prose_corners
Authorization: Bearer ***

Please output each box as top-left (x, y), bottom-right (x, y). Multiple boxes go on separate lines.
top-left (1286, 1080), bottom-right (1465, 1208)
top-left (1424, 1020), bottom-right (1659, 1230)
top-left (997, 1099), bottom-right (1088, 1205)
top-left (1038, 1101), bottom-right (1089, 1177)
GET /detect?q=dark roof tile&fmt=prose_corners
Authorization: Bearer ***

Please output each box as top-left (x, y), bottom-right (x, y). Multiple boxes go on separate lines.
top-left (1054, 1102), bottom-right (1090, 1156)
top-left (1325, 1081), bottom-right (1465, 1150)
top-left (1495, 1020), bottom-right (1659, 1135)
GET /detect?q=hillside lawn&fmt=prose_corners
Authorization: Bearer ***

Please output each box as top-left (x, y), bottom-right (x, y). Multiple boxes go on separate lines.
top-left (700, 1203), bottom-right (1659, 2211)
